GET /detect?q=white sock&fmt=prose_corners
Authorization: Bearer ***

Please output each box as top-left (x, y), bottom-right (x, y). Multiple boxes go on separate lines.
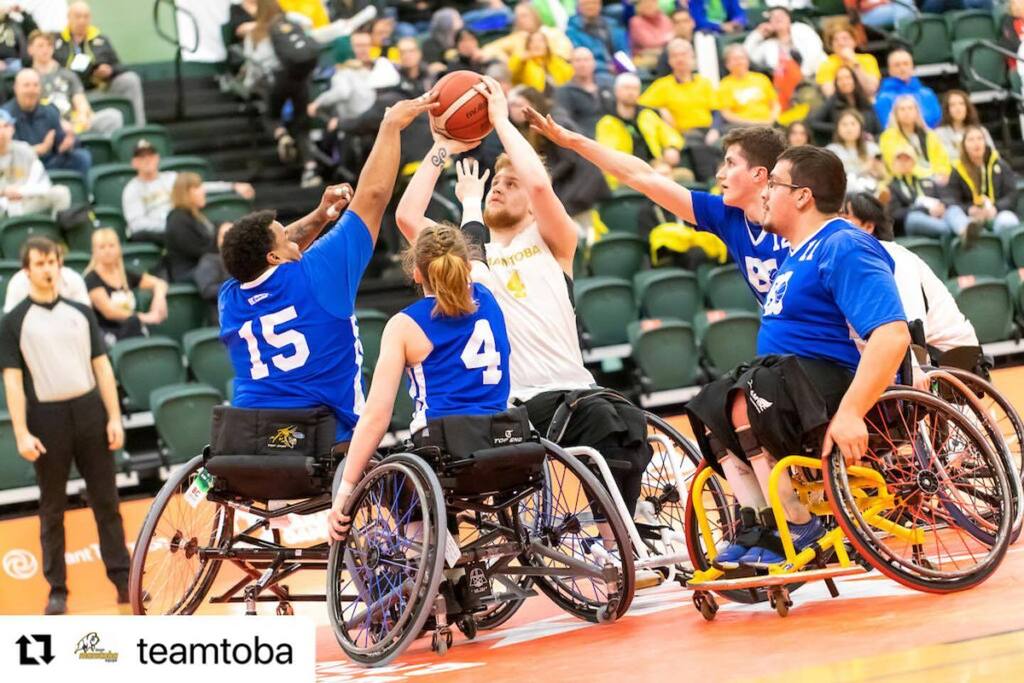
top-left (720, 453), bottom-right (767, 510)
top-left (750, 454), bottom-right (811, 525)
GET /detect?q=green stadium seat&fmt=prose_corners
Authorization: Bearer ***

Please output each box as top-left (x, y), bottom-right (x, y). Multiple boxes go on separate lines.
top-left (597, 189), bottom-right (651, 234)
top-left (634, 268), bottom-right (701, 322)
top-left (0, 411), bottom-right (37, 490)
top-left (79, 132), bottom-right (115, 166)
top-left (947, 9), bottom-right (997, 42)
top-left (151, 383), bottom-right (222, 465)
top-left (628, 318), bottom-right (699, 393)
top-left (109, 337), bottom-right (186, 412)
top-left (695, 309), bottom-right (760, 376)
top-left (391, 375), bottom-right (415, 433)
top-left (183, 327), bottom-right (233, 396)
top-left (0, 215), bottom-right (61, 259)
top-left (111, 124), bottom-right (172, 162)
top-left (160, 155), bottom-right (212, 179)
top-left (93, 207), bottom-right (127, 241)
top-left (703, 264), bottom-right (759, 313)
top-left (47, 170), bottom-right (89, 206)
top-left (1006, 227), bottom-right (1024, 269)
top-left (149, 284), bottom-right (208, 344)
top-left (355, 309), bottom-right (388, 372)
top-left (953, 39), bottom-right (1009, 92)
top-left (896, 14), bottom-right (952, 66)
top-left (572, 244), bottom-right (586, 281)
top-left (574, 276), bottom-right (638, 347)
top-left (948, 275), bottom-right (1015, 343)
top-left (89, 162), bottom-right (136, 209)
top-left (122, 242), bottom-right (163, 274)
top-left (88, 94), bottom-right (135, 126)
top-left (896, 236), bottom-right (949, 279)
top-left (1005, 268), bottom-right (1024, 317)
top-left (0, 259), bottom-right (20, 305)
top-left (589, 233), bottom-right (647, 279)
top-left (63, 251), bottom-right (90, 274)
top-left (950, 233), bottom-right (1008, 278)
top-left (203, 194), bottom-right (253, 227)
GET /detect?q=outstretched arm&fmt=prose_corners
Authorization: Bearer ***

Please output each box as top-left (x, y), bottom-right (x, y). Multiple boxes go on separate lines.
top-left (524, 107), bottom-right (697, 225)
top-left (477, 77), bottom-right (578, 270)
top-left (284, 183), bottom-right (353, 251)
top-left (348, 93), bottom-right (438, 242)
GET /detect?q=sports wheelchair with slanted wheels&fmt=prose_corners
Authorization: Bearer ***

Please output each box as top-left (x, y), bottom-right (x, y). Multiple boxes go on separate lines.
top-left (684, 387), bottom-right (1016, 620)
top-left (326, 407), bottom-right (636, 666)
top-left (128, 407), bottom-right (345, 616)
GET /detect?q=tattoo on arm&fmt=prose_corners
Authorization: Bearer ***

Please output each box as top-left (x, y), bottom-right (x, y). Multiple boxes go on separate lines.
top-left (431, 147), bottom-right (448, 168)
top-left (286, 213), bottom-right (328, 250)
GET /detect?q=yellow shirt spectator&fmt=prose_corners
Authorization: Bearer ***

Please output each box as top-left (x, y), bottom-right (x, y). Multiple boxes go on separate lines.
top-left (638, 74), bottom-right (717, 132)
top-left (816, 53), bottom-right (881, 89)
top-left (717, 71), bottom-right (778, 125)
top-left (509, 53), bottom-right (574, 92)
top-left (279, 0), bottom-right (329, 28)
top-left (595, 108), bottom-right (684, 189)
top-left (879, 127), bottom-right (952, 180)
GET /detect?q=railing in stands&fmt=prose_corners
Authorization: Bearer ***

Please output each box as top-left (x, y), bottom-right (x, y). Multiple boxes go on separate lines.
top-left (960, 40), bottom-right (1024, 146)
top-left (152, 0), bottom-right (200, 120)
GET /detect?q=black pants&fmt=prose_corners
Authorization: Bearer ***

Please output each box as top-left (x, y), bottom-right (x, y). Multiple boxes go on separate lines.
top-left (28, 390), bottom-right (130, 595)
top-left (266, 70), bottom-right (312, 165)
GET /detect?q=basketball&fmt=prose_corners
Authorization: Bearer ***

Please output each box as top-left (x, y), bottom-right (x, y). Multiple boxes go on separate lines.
top-left (432, 70), bottom-right (493, 143)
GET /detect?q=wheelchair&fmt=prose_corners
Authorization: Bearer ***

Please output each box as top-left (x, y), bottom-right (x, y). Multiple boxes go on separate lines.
top-left (684, 387), bottom-right (1016, 620)
top-left (128, 406), bottom-right (343, 616)
top-left (326, 407), bottom-right (636, 666)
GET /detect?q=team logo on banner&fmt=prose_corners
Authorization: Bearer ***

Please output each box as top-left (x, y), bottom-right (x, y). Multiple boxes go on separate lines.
top-left (3, 548), bottom-right (38, 580)
top-left (74, 632), bottom-right (120, 663)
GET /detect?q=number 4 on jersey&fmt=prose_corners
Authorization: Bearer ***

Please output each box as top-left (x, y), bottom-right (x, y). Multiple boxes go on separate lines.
top-left (461, 319), bottom-right (502, 385)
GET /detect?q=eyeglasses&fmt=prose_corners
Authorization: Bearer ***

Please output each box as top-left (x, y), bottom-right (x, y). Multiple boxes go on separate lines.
top-left (767, 177), bottom-right (807, 192)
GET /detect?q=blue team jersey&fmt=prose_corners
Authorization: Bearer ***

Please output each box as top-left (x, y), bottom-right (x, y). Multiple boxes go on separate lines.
top-left (692, 191), bottom-right (790, 303)
top-left (758, 218), bottom-right (906, 372)
top-left (218, 210), bottom-right (374, 442)
top-left (401, 282), bottom-right (511, 433)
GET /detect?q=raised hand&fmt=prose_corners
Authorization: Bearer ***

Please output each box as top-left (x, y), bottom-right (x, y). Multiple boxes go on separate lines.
top-left (473, 75), bottom-right (509, 125)
top-left (317, 183), bottom-right (354, 220)
top-left (523, 106), bottom-right (575, 147)
top-left (382, 91), bottom-right (439, 130)
top-left (454, 157), bottom-right (490, 202)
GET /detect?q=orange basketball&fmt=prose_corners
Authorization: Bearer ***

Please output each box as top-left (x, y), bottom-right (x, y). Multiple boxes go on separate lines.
top-left (433, 70), bottom-right (493, 143)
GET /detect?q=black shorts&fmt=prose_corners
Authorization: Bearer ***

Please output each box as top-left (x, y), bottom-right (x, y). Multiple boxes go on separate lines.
top-left (686, 355), bottom-right (854, 475)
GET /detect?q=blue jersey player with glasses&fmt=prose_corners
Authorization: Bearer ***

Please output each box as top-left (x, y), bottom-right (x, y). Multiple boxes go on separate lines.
top-left (217, 95), bottom-right (436, 444)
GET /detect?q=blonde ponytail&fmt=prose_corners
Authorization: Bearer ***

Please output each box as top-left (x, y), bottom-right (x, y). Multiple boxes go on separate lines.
top-left (403, 223), bottom-right (477, 318)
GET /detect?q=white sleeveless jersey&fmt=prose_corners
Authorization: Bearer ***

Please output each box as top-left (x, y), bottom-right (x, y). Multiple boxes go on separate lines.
top-left (472, 223), bottom-right (594, 402)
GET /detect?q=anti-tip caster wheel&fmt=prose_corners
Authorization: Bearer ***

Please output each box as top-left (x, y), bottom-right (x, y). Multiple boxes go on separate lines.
top-left (432, 629), bottom-right (453, 656)
top-left (692, 592), bottom-right (718, 621)
top-left (596, 597), bottom-right (619, 624)
top-left (457, 615), bottom-right (478, 641)
top-left (771, 587), bottom-right (792, 618)
top-left (275, 602), bottom-right (294, 616)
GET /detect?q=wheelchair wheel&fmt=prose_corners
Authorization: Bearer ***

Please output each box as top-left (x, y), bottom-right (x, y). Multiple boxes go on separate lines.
top-left (514, 440), bottom-right (636, 623)
top-left (639, 414), bottom-right (702, 546)
top-left (942, 368), bottom-right (1024, 482)
top-left (927, 371), bottom-right (1023, 542)
top-left (824, 390), bottom-right (1013, 593)
top-left (129, 455), bottom-right (233, 614)
top-left (327, 454), bottom-right (447, 667)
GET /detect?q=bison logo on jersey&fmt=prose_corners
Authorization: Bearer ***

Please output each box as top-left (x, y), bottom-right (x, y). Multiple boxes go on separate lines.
top-left (762, 270), bottom-right (792, 316)
top-left (745, 256), bottom-right (779, 294)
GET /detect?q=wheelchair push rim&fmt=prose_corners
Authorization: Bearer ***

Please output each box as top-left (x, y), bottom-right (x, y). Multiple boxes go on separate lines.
top-left (942, 368), bottom-right (1024, 484)
top-left (639, 413), bottom-right (702, 558)
top-left (327, 454), bottom-right (447, 667)
top-left (824, 390), bottom-right (1013, 593)
top-left (129, 454), bottom-right (233, 615)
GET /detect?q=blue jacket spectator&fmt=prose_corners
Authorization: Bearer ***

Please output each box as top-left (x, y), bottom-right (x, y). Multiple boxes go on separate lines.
top-left (566, 0), bottom-right (629, 76)
top-left (689, 0), bottom-right (747, 33)
top-left (874, 48), bottom-right (941, 129)
top-left (3, 69), bottom-right (90, 175)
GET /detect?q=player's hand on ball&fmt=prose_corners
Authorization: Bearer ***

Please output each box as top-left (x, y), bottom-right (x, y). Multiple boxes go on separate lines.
top-left (821, 409), bottom-right (868, 466)
top-left (429, 118), bottom-right (481, 155)
top-left (475, 76), bottom-right (509, 124)
top-left (383, 91), bottom-right (439, 130)
top-left (319, 183), bottom-right (353, 220)
top-left (455, 158), bottom-right (490, 202)
top-left (524, 107), bottom-right (573, 146)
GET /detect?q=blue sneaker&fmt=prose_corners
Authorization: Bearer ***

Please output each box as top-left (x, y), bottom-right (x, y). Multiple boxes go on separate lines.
top-left (740, 517), bottom-right (826, 568)
top-left (712, 542), bottom-right (751, 569)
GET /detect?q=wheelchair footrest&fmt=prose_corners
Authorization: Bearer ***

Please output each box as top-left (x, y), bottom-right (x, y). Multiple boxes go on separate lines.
top-left (687, 565), bottom-right (865, 591)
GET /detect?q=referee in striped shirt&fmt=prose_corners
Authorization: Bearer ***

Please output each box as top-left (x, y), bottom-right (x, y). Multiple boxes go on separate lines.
top-left (0, 236), bottom-right (130, 615)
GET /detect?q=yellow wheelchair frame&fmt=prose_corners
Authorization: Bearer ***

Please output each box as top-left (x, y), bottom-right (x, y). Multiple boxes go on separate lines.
top-left (687, 455), bottom-right (925, 619)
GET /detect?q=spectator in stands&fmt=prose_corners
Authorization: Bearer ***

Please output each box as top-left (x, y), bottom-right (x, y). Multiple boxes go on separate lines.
top-left (28, 30), bottom-right (122, 136)
top-left (785, 120), bottom-right (810, 146)
top-left (4, 243), bottom-right (89, 312)
top-left (875, 48), bottom-right (941, 130)
top-left (226, 0), bottom-right (258, 46)
top-left (826, 109), bottom-right (886, 195)
top-left (509, 30), bottom-right (573, 93)
top-left (844, 0), bottom-right (916, 29)
top-left (308, 30), bottom-right (390, 130)
top-left (395, 36), bottom-right (432, 95)
top-left (421, 8), bottom-right (462, 70)
top-left (934, 90), bottom-right (994, 166)
top-left (54, 2), bottom-right (146, 125)
top-left (921, 0), bottom-right (995, 14)
top-left (84, 228), bottom-right (168, 346)
top-left (194, 221), bottom-right (233, 325)
top-left (743, 7), bottom-right (825, 81)
top-left (816, 24), bottom-right (880, 98)
top-left (368, 16), bottom-right (397, 61)
top-left (165, 172), bottom-right (224, 283)
top-left (887, 144), bottom-right (981, 241)
top-left (999, 0), bottom-right (1024, 71)
top-left (944, 126), bottom-right (1021, 235)
top-left (446, 28), bottom-right (497, 74)
top-left (596, 72), bottom-right (688, 189)
top-left (554, 47), bottom-right (613, 138)
top-left (565, 0), bottom-right (628, 83)
top-left (0, 236), bottom-right (130, 615)
top-left (638, 38), bottom-right (721, 182)
top-left (483, 1), bottom-right (573, 63)
top-left (0, 108), bottom-right (70, 219)
top-left (4, 69), bottom-right (90, 175)
top-left (654, 8), bottom-right (696, 76)
top-left (807, 65), bottom-right (881, 141)
top-left (122, 139), bottom-right (253, 244)
top-left (717, 45), bottom-right (779, 127)
top-left (629, 0), bottom-right (673, 69)
top-left (0, 5), bottom-right (30, 71)
top-left (879, 94), bottom-right (951, 182)
top-left (689, 0), bottom-right (746, 34)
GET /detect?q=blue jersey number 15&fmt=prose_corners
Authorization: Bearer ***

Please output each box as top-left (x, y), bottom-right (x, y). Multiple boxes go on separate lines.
top-left (238, 306), bottom-right (311, 379)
